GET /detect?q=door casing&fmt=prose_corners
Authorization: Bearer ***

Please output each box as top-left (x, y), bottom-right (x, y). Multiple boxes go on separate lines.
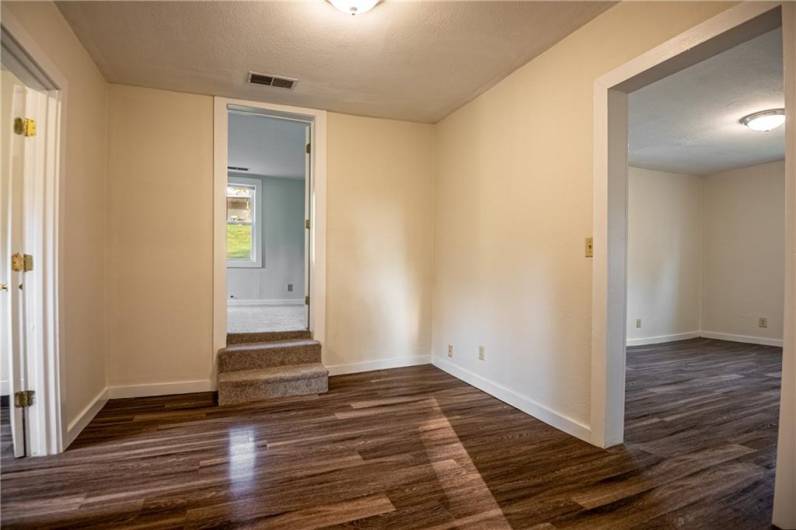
top-left (213, 98), bottom-right (327, 366)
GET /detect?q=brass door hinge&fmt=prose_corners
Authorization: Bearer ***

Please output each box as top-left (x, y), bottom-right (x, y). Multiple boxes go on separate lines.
top-left (305, 219), bottom-right (310, 230)
top-left (14, 390), bottom-right (35, 408)
top-left (305, 295), bottom-right (310, 305)
top-left (585, 237), bottom-right (593, 258)
top-left (305, 143), bottom-right (311, 154)
top-left (11, 253), bottom-right (33, 272)
top-left (14, 117), bottom-right (36, 137)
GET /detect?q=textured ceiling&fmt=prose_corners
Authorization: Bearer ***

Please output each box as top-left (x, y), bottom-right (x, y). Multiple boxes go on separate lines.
top-left (56, 1), bottom-right (612, 123)
top-left (229, 112), bottom-right (307, 180)
top-left (629, 28), bottom-right (784, 176)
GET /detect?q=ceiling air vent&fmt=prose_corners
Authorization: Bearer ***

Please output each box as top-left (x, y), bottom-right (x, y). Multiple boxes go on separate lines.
top-left (248, 71), bottom-right (297, 90)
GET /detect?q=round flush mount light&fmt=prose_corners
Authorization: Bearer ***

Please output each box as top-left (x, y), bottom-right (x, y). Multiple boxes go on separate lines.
top-left (328, 0), bottom-right (380, 15)
top-left (740, 108), bottom-right (785, 132)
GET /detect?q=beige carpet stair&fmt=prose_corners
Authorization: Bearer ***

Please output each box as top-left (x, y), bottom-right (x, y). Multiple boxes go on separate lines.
top-left (218, 331), bottom-right (328, 406)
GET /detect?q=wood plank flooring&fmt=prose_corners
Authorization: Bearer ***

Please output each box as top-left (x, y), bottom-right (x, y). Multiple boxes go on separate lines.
top-left (0, 338), bottom-right (782, 529)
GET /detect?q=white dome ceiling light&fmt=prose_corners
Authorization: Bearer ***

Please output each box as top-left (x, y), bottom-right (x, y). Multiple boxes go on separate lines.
top-left (328, 0), bottom-right (380, 16)
top-left (740, 108), bottom-right (785, 132)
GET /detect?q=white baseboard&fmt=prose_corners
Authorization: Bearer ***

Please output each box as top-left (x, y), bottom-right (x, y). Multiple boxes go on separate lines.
top-left (108, 379), bottom-right (215, 399)
top-left (0, 379), bottom-right (8, 396)
top-left (626, 331), bottom-right (701, 346)
top-left (327, 355), bottom-right (430, 376)
top-left (228, 298), bottom-right (304, 307)
top-left (699, 330), bottom-right (783, 347)
top-left (431, 356), bottom-right (591, 443)
top-left (64, 386), bottom-right (109, 449)
top-left (626, 330), bottom-right (783, 348)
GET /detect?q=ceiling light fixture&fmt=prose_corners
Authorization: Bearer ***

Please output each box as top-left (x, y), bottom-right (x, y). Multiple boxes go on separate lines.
top-left (740, 108), bottom-right (786, 132)
top-left (328, 0), bottom-right (380, 16)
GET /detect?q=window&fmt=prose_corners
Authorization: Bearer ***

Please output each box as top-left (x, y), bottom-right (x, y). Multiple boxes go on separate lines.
top-left (226, 177), bottom-right (262, 267)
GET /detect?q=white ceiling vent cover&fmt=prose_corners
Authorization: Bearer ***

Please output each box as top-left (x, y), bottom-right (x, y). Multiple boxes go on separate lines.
top-left (247, 71), bottom-right (297, 90)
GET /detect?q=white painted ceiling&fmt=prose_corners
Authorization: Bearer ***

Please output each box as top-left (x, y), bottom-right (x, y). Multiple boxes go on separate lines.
top-left (56, 1), bottom-right (612, 123)
top-left (629, 28), bottom-right (784, 176)
top-left (229, 112), bottom-right (307, 179)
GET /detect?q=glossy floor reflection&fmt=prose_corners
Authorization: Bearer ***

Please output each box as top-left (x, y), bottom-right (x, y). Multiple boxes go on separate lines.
top-left (0, 339), bottom-right (782, 528)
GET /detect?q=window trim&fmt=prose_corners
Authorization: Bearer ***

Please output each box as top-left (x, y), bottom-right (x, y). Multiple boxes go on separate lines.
top-left (226, 175), bottom-right (263, 268)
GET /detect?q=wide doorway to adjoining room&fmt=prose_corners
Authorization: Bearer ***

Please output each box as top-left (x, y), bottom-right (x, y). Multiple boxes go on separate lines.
top-left (225, 109), bottom-right (310, 333)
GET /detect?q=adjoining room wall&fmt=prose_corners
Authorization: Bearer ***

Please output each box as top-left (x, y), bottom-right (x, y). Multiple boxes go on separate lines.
top-left (227, 175), bottom-right (306, 302)
top-left (702, 160), bottom-right (786, 343)
top-left (627, 167), bottom-right (702, 345)
top-left (326, 113), bottom-right (435, 373)
top-left (432, 2), bottom-right (733, 437)
top-left (2, 2), bottom-right (109, 427)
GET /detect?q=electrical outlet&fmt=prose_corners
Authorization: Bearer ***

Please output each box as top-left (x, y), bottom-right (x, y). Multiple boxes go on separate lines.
top-left (759, 317), bottom-right (768, 329)
top-left (635, 319), bottom-right (642, 329)
top-left (447, 345), bottom-right (454, 358)
top-left (287, 283), bottom-right (294, 292)
top-left (478, 345), bottom-right (485, 361)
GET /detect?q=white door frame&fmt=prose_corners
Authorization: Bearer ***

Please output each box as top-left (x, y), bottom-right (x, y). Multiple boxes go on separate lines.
top-left (591, 2), bottom-right (794, 527)
top-left (213, 98), bottom-right (327, 357)
top-left (1, 12), bottom-right (68, 456)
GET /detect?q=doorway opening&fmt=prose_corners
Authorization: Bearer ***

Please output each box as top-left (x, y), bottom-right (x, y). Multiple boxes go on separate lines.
top-left (591, 4), bottom-right (794, 527)
top-left (225, 110), bottom-right (310, 334)
top-left (623, 22), bottom-right (784, 527)
top-left (212, 98), bottom-right (327, 355)
top-left (1, 19), bottom-right (66, 457)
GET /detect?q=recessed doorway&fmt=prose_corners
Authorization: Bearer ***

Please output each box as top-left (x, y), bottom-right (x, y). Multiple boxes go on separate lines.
top-left (212, 98), bottom-right (327, 354)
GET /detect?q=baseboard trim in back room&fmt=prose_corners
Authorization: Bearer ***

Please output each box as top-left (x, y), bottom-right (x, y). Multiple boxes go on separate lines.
top-left (431, 355), bottom-right (591, 443)
top-left (699, 330), bottom-right (783, 347)
top-left (626, 330), bottom-right (783, 348)
top-left (228, 298), bottom-right (304, 307)
top-left (326, 355), bottom-right (430, 376)
top-left (626, 331), bottom-right (701, 346)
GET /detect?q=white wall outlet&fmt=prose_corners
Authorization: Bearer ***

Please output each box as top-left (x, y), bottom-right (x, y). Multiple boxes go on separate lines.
top-left (759, 317), bottom-right (768, 329)
top-left (448, 344), bottom-right (454, 358)
top-left (478, 345), bottom-right (485, 361)
top-left (635, 319), bottom-right (642, 329)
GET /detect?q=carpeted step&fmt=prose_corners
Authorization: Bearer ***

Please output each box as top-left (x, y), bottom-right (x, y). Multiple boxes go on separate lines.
top-left (218, 339), bottom-right (321, 373)
top-left (227, 330), bottom-right (311, 345)
top-left (218, 363), bottom-right (329, 406)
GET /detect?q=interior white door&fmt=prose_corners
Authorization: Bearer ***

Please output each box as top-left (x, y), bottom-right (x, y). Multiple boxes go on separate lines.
top-left (1, 68), bottom-right (29, 457)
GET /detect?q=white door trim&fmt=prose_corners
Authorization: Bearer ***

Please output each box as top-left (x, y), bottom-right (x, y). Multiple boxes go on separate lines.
top-left (592, 2), bottom-right (793, 527)
top-left (212, 98), bottom-right (327, 359)
top-left (1, 11), bottom-right (69, 455)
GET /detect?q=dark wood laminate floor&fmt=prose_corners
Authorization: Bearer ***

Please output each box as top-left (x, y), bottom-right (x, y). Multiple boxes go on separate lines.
top-left (0, 339), bottom-right (782, 529)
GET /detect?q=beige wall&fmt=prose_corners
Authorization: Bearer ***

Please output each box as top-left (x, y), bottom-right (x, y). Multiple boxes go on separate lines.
top-left (433, 2), bottom-right (733, 430)
top-left (627, 167), bottom-right (702, 343)
top-left (106, 85), bottom-right (214, 387)
top-left (702, 160), bottom-right (785, 341)
top-left (326, 113), bottom-right (435, 370)
top-left (2, 2), bottom-right (109, 426)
